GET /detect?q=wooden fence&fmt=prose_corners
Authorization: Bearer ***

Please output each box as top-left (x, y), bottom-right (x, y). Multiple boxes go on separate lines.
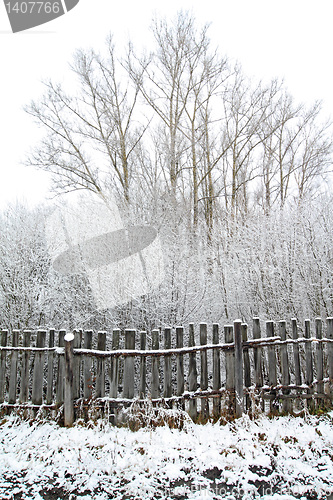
top-left (1, 318), bottom-right (333, 426)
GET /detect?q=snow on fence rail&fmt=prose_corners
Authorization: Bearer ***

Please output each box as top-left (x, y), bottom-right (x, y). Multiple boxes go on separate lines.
top-left (1, 318), bottom-right (333, 426)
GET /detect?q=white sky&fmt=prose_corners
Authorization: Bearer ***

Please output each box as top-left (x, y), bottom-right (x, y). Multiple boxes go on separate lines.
top-left (1, 0), bottom-right (333, 209)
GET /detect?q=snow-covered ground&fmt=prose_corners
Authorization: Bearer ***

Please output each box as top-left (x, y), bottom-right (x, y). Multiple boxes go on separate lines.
top-left (1, 409), bottom-right (333, 500)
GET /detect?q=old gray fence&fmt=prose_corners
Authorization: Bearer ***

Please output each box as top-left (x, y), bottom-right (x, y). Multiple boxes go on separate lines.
top-left (1, 318), bottom-right (333, 426)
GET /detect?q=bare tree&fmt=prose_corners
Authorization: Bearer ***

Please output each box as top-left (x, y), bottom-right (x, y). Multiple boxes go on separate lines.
top-left (25, 36), bottom-right (146, 205)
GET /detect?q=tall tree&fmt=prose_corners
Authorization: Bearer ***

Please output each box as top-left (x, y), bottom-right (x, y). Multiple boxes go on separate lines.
top-left (25, 36), bottom-right (146, 205)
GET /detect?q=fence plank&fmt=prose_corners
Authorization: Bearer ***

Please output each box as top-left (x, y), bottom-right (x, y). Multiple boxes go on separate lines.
top-left (292, 319), bottom-right (302, 392)
top-left (327, 318), bottom-right (333, 400)
top-left (234, 321), bottom-right (243, 418)
top-left (96, 331), bottom-right (106, 398)
top-left (73, 330), bottom-right (82, 399)
top-left (304, 320), bottom-right (314, 411)
top-left (8, 330), bottom-right (19, 404)
top-left (212, 324), bottom-right (221, 419)
top-left (242, 324), bottom-right (251, 412)
top-left (83, 330), bottom-right (93, 399)
top-left (56, 330), bottom-right (65, 405)
top-left (188, 324), bottom-right (198, 421)
top-left (32, 330), bottom-right (46, 406)
top-left (176, 326), bottom-right (184, 409)
top-left (279, 321), bottom-right (291, 414)
top-left (123, 329), bottom-right (135, 399)
top-left (200, 323), bottom-right (209, 421)
top-left (64, 333), bottom-right (74, 427)
top-left (19, 330), bottom-right (31, 404)
top-left (139, 331), bottom-right (146, 398)
top-left (0, 330), bottom-right (8, 404)
top-left (151, 330), bottom-right (160, 399)
top-left (164, 328), bottom-right (172, 400)
top-left (315, 318), bottom-right (324, 408)
top-left (225, 325), bottom-right (235, 418)
top-left (266, 321), bottom-right (278, 414)
top-left (46, 329), bottom-right (55, 405)
top-left (253, 318), bottom-right (264, 411)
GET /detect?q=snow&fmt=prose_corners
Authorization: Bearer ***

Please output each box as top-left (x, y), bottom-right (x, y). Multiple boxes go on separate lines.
top-left (1, 411), bottom-right (333, 499)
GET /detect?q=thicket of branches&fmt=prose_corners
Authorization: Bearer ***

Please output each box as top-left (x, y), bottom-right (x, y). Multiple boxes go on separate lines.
top-left (1, 12), bottom-right (333, 331)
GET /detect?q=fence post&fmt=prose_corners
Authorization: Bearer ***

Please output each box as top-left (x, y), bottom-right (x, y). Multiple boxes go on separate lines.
top-left (200, 323), bottom-right (209, 421)
top-left (225, 325), bottom-right (235, 417)
top-left (253, 318), bottom-right (264, 411)
top-left (0, 330), bottom-right (8, 404)
top-left (151, 329), bottom-right (160, 399)
top-left (8, 330), bottom-right (19, 405)
top-left (212, 324), bottom-right (221, 419)
top-left (188, 323), bottom-right (198, 421)
top-left (266, 321), bottom-right (278, 414)
top-left (304, 320), bottom-right (314, 412)
top-left (46, 329), bottom-right (55, 405)
top-left (123, 329), bottom-right (135, 399)
top-left (234, 320), bottom-right (243, 418)
top-left (32, 330), bottom-right (46, 406)
top-left (327, 317), bottom-right (333, 401)
top-left (279, 321), bottom-right (291, 413)
top-left (19, 330), bottom-right (31, 403)
top-left (139, 331), bottom-right (146, 398)
top-left (96, 331), bottom-right (106, 398)
top-left (164, 328), bottom-right (172, 401)
top-left (64, 333), bottom-right (74, 427)
top-left (176, 326), bottom-right (184, 409)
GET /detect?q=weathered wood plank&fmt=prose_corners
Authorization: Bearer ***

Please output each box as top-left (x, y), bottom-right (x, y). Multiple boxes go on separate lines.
top-left (139, 331), bottom-right (146, 398)
top-left (212, 324), bottom-right (221, 419)
top-left (0, 330), bottom-right (8, 403)
top-left (56, 330), bottom-right (65, 405)
top-left (73, 330), bottom-right (82, 399)
top-left (200, 323), bottom-right (209, 421)
top-left (252, 318), bottom-right (264, 411)
top-left (83, 330), bottom-right (93, 399)
top-left (19, 330), bottom-right (32, 403)
top-left (327, 317), bottom-right (333, 400)
top-left (176, 326), bottom-right (184, 409)
top-left (188, 324), bottom-right (197, 421)
top-left (225, 325), bottom-right (235, 417)
top-left (32, 330), bottom-right (46, 406)
top-left (292, 319), bottom-right (302, 387)
top-left (46, 329), bottom-right (55, 405)
top-left (95, 331), bottom-right (106, 398)
top-left (164, 328), bottom-right (172, 400)
top-left (266, 321), bottom-right (278, 415)
top-left (234, 320), bottom-right (243, 418)
top-left (315, 318), bottom-right (324, 408)
top-left (151, 330), bottom-right (160, 399)
top-left (8, 330), bottom-right (19, 405)
top-left (304, 320), bottom-right (314, 412)
top-left (64, 333), bottom-right (74, 427)
top-left (253, 318), bottom-right (263, 384)
top-left (279, 321), bottom-right (291, 413)
top-left (123, 329), bottom-right (135, 399)
top-left (242, 324), bottom-right (251, 412)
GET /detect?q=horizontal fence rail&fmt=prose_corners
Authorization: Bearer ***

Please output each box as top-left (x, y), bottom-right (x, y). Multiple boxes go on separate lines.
top-left (0, 318), bottom-right (333, 426)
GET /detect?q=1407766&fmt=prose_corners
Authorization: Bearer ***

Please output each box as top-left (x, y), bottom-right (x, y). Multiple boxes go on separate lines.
top-left (5, 2), bottom-right (61, 14)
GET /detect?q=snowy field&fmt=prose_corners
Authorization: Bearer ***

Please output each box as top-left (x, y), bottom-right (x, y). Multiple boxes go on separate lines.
top-left (1, 410), bottom-right (333, 500)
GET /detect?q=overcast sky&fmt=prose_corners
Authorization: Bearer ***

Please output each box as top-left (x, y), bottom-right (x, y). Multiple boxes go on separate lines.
top-left (1, 0), bottom-right (332, 209)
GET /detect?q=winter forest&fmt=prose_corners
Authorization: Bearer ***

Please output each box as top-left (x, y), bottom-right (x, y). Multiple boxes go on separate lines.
top-left (1, 11), bottom-right (333, 332)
